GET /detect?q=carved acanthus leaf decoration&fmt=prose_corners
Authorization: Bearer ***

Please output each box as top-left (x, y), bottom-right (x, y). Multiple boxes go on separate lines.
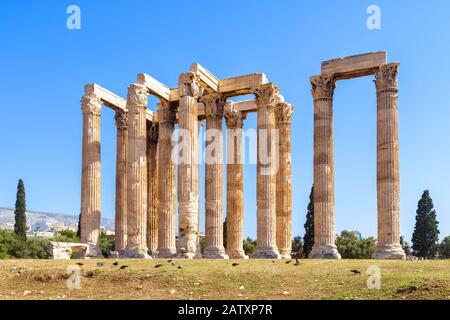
top-left (374, 63), bottom-right (399, 91)
top-left (310, 75), bottom-right (336, 100)
top-left (179, 72), bottom-right (201, 98)
top-left (201, 93), bottom-right (226, 118)
top-left (276, 102), bottom-right (294, 125)
top-left (252, 83), bottom-right (280, 107)
top-left (127, 83), bottom-right (148, 108)
top-left (224, 109), bottom-right (246, 129)
top-left (81, 93), bottom-right (102, 115)
top-left (114, 110), bottom-right (128, 129)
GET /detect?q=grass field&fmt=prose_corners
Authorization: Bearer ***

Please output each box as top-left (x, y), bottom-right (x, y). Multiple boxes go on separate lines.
top-left (0, 259), bottom-right (448, 300)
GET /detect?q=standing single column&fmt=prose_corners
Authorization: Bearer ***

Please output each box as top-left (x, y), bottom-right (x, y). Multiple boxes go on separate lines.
top-left (124, 83), bottom-right (150, 259)
top-left (373, 63), bottom-right (405, 259)
top-left (157, 100), bottom-right (177, 258)
top-left (275, 102), bottom-right (294, 259)
top-left (252, 84), bottom-right (281, 259)
top-left (177, 72), bottom-right (200, 258)
top-left (224, 109), bottom-right (248, 259)
top-left (202, 93), bottom-right (228, 259)
top-left (80, 91), bottom-right (103, 257)
top-left (114, 110), bottom-right (128, 256)
top-left (147, 122), bottom-right (159, 257)
top-left (309, 76), bottom-right (341, 259)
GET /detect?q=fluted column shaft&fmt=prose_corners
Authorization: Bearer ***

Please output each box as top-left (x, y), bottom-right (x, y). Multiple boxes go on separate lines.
top-left (203, 94), bottom-right (228, 259)
top-left (309, 76), bottom-right (341, 259)
top-left (80, 92), bottom-right (102, 257)
top-left (147, 123), bottom-right (159, 256)
top-left (225, 110), bottom-right (248, 259)
top-left (373, 63), bottom-right (405, 259)
top-left (114, 110), bottom-right (128, 255)
top-left (253, 84), bottom-right (281, 259)
top-left (157, 100), bottom-right (177, 258)
top-left (177, 72), bottom-right (200, 258)
top-left (275, 103), bottom-right (294, 259)
top-left (124, 83), bottom-right (149, 258)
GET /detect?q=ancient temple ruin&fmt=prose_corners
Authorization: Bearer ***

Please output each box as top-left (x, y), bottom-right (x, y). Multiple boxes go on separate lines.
top-left (79, 64), bottom-right (293, 259)
top-left (309, 52), bottom-right (405, 259)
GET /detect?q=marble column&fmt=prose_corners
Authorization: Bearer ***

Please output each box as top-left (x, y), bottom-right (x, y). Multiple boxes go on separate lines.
top-left (147, 122), bottom-right (159, 257)
top-left (373, 63), bottom-right (405, 259)
top-left (124, 83), bottom-right (150, 258)
top-left (202, 93), bottom-right (228, 259)
top-left (80, 92), bottom-right (102, 257)
top-left (177, 72), bottom-right (200, 258)
top-left (157, 100), bottom-right (177, 258)
top-left (224, 109), bottom-right (248, 259)
top-left (275, 102), bottom-right (294, 259)
top-left (252, 84), bottom-right (281, 259)
top-left (114, 110), bottom-right (128, 256)
top-left (309, 76), bottom-right (341, 259)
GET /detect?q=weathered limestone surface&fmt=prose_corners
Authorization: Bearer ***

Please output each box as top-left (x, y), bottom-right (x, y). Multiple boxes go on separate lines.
top-left (80, 92), bottom-right (102, 257)
top-left (177, 73), bottom-right (200, 258)
top-left (252, 84), bottom-right (281, 259)
top-left (321, 52), bottom-right (387, 80)
top-left (124, 84), bottom-right (150, 259)
top-left (114, 110), bottom-right (128, 255)
top-left (225, 109), bottom-right (248, 259)
top-left (373, 63), bottom-right (405, 260)
top-left (48, 242), bottom-right (89, 260)
top-left (157, 100), bottom-right (177, 258)
top-left (147, 122), bottom-right (159, 257)
top-left (309, 76), bottom-right (341, 259)
top-left (275, 102), bottom-right (294, 259)
top-left (202, 93), bottom-right (228, 259)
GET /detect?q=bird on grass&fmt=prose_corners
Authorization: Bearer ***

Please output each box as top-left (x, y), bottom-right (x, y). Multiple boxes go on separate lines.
top-left (119, 265), bottom-right (128, 270)
top-left (171, 261), bottom-right (177, 266)
top-left (272, 260), bottom-right (276, 263)
top-left (167, 259), bottom-right (173, 263)
top-left (154, 264), bottom-right (164, 268)
top-left (76, 262), bottom-right (84, 266)
top-left (350, 269), bottom-right (361, 275)
top-left (177, 265), bottom-right (184, 269)
top-left (285, 260), bottom-right (292, 264)
top-left (112, 261), bottom-right (119, 266)
top-left (232, 263), bottom-right (240, 267)
top-left (96, 262), bottom-right (104, 267)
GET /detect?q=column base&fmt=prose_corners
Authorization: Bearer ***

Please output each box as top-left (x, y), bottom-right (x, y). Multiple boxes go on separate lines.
top-left (372, 244), bottom-right (406, 260)
top-left (85, 243), bottom-right (104, 259)
top-left (279, 249), bottom-right (292, 260)
top-left (227, 250), bottom-right (249, 259)
top-left (309, 244), bottom-right (341, 259)
top-left (124, 247), bottom-right (151, 259)
top-left (203, 247), bottom-right (229, 259)
top-left (252, 248), bottom-right (281, 259)
top-left (157, 248), bottom-right (177, 258)
top-left (147, 249), bottom-right (159, 258)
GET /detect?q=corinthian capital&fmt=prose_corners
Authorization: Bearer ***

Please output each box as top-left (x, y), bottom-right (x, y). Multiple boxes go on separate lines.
top-left (179, 72), bottom-right (202, 98)
top-left (276, 102), bottom-right (294, 125)
top-left (252, 83), bottom-right (280, 108)
top-left (127, 83), bottom-right (148, 108)
top-left (114, 110), bottom-right (128, 129)
top-left (201, 93), bottom-right (226, 118)
top-left (81, 93), bottom-right (102, 115)
top-left (374, 63), bottom-right (399, 91)
top-left (310, 75), bottom-right (336, 100)
top-left (224, 109), bottom-right (246, 129)
top-left (157, 99), bottom-right (176, 124)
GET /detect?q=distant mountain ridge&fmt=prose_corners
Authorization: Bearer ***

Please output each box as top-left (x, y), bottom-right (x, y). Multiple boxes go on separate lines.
top-left (0, 207), bottom-right (114, 231)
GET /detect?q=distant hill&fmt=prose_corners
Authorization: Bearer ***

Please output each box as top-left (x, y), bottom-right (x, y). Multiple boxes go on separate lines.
top-left (0, 207), bottom-right (114, 231)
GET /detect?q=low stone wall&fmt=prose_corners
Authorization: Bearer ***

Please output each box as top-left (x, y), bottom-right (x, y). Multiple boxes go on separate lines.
top-left (47, 242), bottom-right (89, 259)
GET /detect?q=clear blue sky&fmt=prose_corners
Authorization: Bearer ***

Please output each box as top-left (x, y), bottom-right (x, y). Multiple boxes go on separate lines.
top-left (0, 0), bottom-right (449, 242)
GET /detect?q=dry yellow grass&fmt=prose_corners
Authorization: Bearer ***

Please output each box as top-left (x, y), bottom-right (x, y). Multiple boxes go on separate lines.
top-left (0, 259), bottom-right (448, 300)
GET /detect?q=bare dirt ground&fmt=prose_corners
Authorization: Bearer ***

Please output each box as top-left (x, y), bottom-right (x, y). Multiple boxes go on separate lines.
top-left (0, 259), bottom-right (448, 300)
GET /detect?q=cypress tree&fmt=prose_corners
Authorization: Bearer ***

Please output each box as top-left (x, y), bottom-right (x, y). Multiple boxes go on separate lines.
top-left (411, 190), bottom-right (440, 259)
top-left (14, 179), bottom-right (27, 241)
top-left (303, 185), bottom-right (314, 258)
top-left (76, 213), bottom-right (81, 238)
